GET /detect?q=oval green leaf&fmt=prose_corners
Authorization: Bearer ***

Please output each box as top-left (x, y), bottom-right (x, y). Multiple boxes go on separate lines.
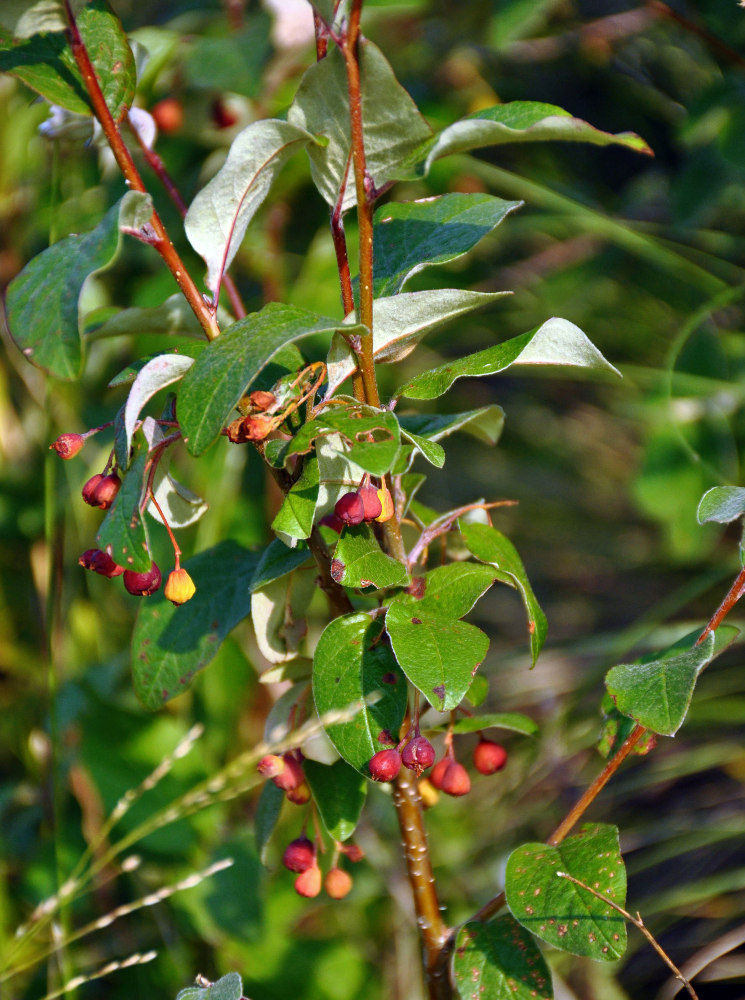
top-left (304, 759), bottom-right (367, 842)
top-left (453, 917), bottom-right (553, 1000)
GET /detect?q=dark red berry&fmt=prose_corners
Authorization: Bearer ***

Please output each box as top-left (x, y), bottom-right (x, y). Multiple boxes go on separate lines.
top-left (401, 735), bottom-right (435, 776)
top-left (122, 562), bottom-right (161, 596)
top-left (50, 433), bottom-right (85, 459)
top-left (358, 485), bottom-right (382, 521)
top-left (334, 492), bottom-right (365, 526)
top-left (82, 473), bottom-right (104, 506)
top-left (318, 512), bottom-right (345, 534)
top-left (282, 835), bottom-right (315, 873)
top-left (473, 739), bottom-right (508, 775)
top-left (78, 548), bottom-right (124, 578)
top-left (325, 867), bottom-right (353, 899)
top-left (294, 865), bottom-right (322, 898)
top-left (92, 472), bottom-right (121, 510)
top-left (368, 748), bottom-right (402, 782)
top-left (439, 760), bottom-right (471, 797)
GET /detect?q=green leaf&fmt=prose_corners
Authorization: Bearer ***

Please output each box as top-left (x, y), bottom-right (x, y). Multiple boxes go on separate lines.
top-left (95, 451), bottom-right (151, 572)
top-left (131, 542), bottom-right (259, 710)
top-left (286, 401), bottom-right (401, 477)
top-left (605, 633), bottom-right (716, 736)
top-left (176, 971), bottom-right (243, 1000)
top-left (385, 601), bottom-right (489, 712)
top-left (6, 192), bottom-right (150, 380)
top-left (398, 100), bottom-right (652, 180)
top-left (461, 522), bottom-right (547, 668)
top-left (697, 486), bottom-right (745, 525)
top-left (288, 40), bottom-right (432, 211)
top-left (398, 562), bottom-right (497, 619)
top-left (304, 759), bottom-right (367, 842)
top-left (0, 0), bottom-right (136, 120)
top-left (255, 780), bottom-right (285, 865)
top-left (399, 407), bottom-right (505, 447)
top-left (399, 428), bottom-right (445, 469)
top-left (177, 303), bottom-right (365, 456)
top-left (250, 539), bottom-right (312, 592)
top-left (327, 289), bottom-right (507, 397)
top-left (446, 712), bottom-right (538, 737)
top-left (505, 823), bottom-right (627, 962)
top-left (373, 193), bottom-right (522, 297)
top-left (331, 525), bottom-right (409, 590)
top-left (453, 917), bottom-right (553, 1000)
top-left (312, 614), bottom-right (408, 774)
top-left (185, 119), bottom-right (314, 295)
top-left (271, 456), bottom-right (320, 542)
top-left (396, 317), bottom-right (621, 401)
top-left (89, 295), bottom-right (211, 342)
top-left (466, 673), bottom-right (489, 708)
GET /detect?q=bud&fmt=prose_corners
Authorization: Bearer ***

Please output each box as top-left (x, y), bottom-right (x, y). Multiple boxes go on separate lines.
top-left (78, 548), bottom-right (124, 578)
top-left (50, 433), bottom-right (85, 459)
top-left (257, 754), bottom-right (285, 779)
top-left (282, 835), bottom-right (315, 873)
top-left (473, 739), bottom-right (508, 775)
top-left (92, 472), bottom-right (121, 510)
top-left (358, 485), bottom-right (382, 521)
top-left (368, 748), bottom-right (401, 782)
top-left (82, 473), bottom-right (104, 506)
top-left (226, 414), bottom-right (274, 443)
top-left (164, 567), bottom-right (196, 606)
top-left (285, 781), bottom-right (311, 805)
top-left (122, 562), bottom-right (161, 596)
top-left (325, 867), bottom-right (353, 900)
top-left (294, 864), bottom-right (322, 898)
top-left (401, 735), bottom-right (436, 776)
top-left (375, 487), bottom-right (394, 522)
top-left (334, 492), bottom-right (365, 526)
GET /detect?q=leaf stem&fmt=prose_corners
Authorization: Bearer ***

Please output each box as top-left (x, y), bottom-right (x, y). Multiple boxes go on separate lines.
top-left (63, 1), bottom-right (220, 342)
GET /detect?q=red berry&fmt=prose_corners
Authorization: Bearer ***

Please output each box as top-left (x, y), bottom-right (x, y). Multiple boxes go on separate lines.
top-left (401, 735), bottom-right (435, 776)
top-left (358, 485), bottom-right (382, 521)
top-left (368, 748), bottom-right (401, 782)
top-left (92, 472), bottom-right (121, 510)
top-left (282, 835), bottom-right (315, 873)
top-left (473, 739), bottom-right (508, 775)
top-left (150, 96), bottom-right (184, 134)
top-left (211, 98), bottom-right (239, 129)
top-left (50, 433), bottom-right (85, 459)
top-left (122, 562), bottom-right (161, 596)
top-left (429, 758), bottom-right (450, 790)
top-left (272, 754), bottom-right (304, 791)
top-left (439, 761), bottom-right (471, 797)
top-left (257, 754), bottom-right (284, 779)
top-left (78, 548), bottom-right (124, 578)
top-left (82, 473), bottom-right (104, 506)
top-left (334, 492), bottom-right (365, 526)
top-left (325, 867), bottom-right (353, 899)
top-left (294, 864), bottom-right (322, 898)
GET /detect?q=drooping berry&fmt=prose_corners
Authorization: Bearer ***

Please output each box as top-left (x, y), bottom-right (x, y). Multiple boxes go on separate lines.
top-left (122, 562), bottom-right (161, 596)
top-left (282, 835), bottom-right (315, 873)
top-left (285, 781), bottom-right (311, 805)
top-left (164, 567), bottom-right (196, 606)
top-left (91, 472), bottom-right (121, 510)
top-left (438, 760), bottom-right (471, 797)
top-left (50, 433), bottom-right (85, 459)
top-left (82, 473), bottom-right (104, 506)
top-left (78, 548), bottom-right (124, 578)
top-left (375, 486), bottom-right (394, 523)
top-left (272, 753), bottom-right (304, 791)
top-left (358, 485), bottom-right (382, 521)
top-left (294, 864), bottom-right (322, 898)
top-left (368, 748), bottom-right (402, 782)
top-left (325, 867), bottom-right (353, 900)
top-left (334, 491), bottom-right (365, 526)
top-left (429, 758), bottom-right (450, 790)
top-left (473, 739), bottom-right (508, 775)
top-left (401, 736), bottom-right (436, 776)
top-left (318, 511), bottom-right (345, 534)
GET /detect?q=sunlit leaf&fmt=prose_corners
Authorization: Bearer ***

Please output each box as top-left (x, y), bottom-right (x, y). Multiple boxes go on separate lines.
top-left (331, 525), bottom-right (409, 590)
top-left (453, 917), bottom-right (553, 1000)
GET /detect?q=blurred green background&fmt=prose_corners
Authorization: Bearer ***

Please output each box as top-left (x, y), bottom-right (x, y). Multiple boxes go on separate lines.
top-left (2, 1), bottom-right (745, 997)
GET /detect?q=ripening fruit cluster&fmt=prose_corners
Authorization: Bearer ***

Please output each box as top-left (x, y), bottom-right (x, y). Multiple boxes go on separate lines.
top-left (332, 484), bottom-right (394, 528)
top-left (281, 835), bottom-right (362, 899)
top-left (257, 752), bottom-right (311, 805)
top-left (368, 736), bottom-right (508, 801)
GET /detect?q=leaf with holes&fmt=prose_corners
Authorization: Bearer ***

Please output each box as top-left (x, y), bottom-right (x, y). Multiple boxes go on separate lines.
top-left (385, 601), bottom-right (489, 712)
top-left (95, 450), bottom-right (151, 573)
top-left (605, 632), bottom-right (716, 736)
top-left (132, 542), bottom-right (258, 710)
top-left (331, 525), bottom-right (409, 590)
top-left (6, 192), bottom-right (150, 380)
top-left (372, 193), bottom-right (522, 297)
top-left (304, 759), bottom-right (367, 842)
top-left (461, 522), bottom-right (547, 668)
top-left (505, 823), bottom-right (627, 962)
top-left (312, 614), bottom-right (408, 775)
top-left (453, 917), bottom-right (553, 1000)
top-left (396, 317), bottom-right (620, 401)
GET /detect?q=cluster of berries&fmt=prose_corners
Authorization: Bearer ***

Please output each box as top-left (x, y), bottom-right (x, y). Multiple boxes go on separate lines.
top-left (369, 735), bottom-right (508, 800)
top-left (257, 752), bottom-right (310, 805)
top-left (50, 432), bottom-right (195, 606)
top-left (319, 484), bottom-right (394, 535)
top-left (282, 835), bottom-right (362, 900)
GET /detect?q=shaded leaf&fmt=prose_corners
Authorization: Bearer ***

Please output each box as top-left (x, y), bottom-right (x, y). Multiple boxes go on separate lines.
top-left (185, 119), bottom-right (314, 295)
top-left (132, 543), bottom-right (259, 710)
top-left (271, 456), bottom-right (320, 542)
top-left (6, 192), bottom-right (150, 380)
top-left (396, 317), bottom-right (621, 401)
top-left (251, 563), bottom-right (316, 664)
top-left (461, 521), bottom-right (547, 668)
top-left (385, 601), bottom-right (489, 712)
top-left (445, 712), bottom-right (538, 737)
top-left (312, 614), bottom-right (408, 774)
top-left (90, 295), bottom-right (212, 342)
top-left (95, 450), bottom-right (151, 573)
top-left (304, 759), bottom-right (367, 842)
top-left (331, 524), bottom-right (409, 590)
top-left (399, 406), bottom-right (505, 447)
top-left (399, 428), bottom-right (445, 469)
top-left (373, 192), bottom-right (522, 297)
top-left (505, 823), bottom-right (627, 961)
top-left (141, 416), bottom-right (208, 530)
top-left (697, 485), bottom-right (745, 525)
top-left (250, 538), bottom-right (312, 592)
top-left (255, 780), bottom-right (285, 865)
top-left (453, 917), bottom-right (553, 1000)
